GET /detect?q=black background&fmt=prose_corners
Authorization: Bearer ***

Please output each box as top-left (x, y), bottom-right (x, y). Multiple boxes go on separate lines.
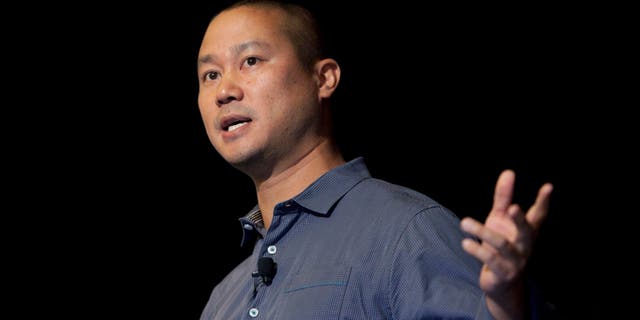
top-left (8, 1), bottom-right (632, 318)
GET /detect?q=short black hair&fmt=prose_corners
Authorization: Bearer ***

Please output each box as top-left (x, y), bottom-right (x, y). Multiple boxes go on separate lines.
top-left (218, 0), bottom-right (325, 70)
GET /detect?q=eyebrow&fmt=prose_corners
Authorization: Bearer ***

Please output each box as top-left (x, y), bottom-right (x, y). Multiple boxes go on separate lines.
top-left (198, 40), bottom-right (272, 67)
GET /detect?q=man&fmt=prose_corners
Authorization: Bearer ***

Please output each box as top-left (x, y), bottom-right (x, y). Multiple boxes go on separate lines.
top-left (196, 1), bottom-right (553, 319)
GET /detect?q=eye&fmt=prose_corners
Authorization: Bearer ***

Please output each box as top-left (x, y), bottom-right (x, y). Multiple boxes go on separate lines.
top-left (204, 71), bottom-right (220, 81)
top-left (245, 57), bottom-right (259, 66)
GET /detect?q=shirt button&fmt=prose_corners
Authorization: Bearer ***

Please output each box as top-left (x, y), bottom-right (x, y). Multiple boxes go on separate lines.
top-left (267, 245), bottom-right (277, 254)
top-left (284, 201), bottom-right (291, 207)
top-left (243, 224), bottom-right (254, 231)
top-left (248, 308), bottom-right (259, 317)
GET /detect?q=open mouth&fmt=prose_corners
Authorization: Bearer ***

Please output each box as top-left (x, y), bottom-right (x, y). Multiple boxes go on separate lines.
top-left (221, 116), bottom-right (252, 132)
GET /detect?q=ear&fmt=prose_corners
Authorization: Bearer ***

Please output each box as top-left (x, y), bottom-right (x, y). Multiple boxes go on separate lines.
top-left (314, 58), bottom-right (341, 99)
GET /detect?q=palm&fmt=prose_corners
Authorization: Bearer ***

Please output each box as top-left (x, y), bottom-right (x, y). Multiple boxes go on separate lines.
top-left (478, 205), bottom-right (526, 294)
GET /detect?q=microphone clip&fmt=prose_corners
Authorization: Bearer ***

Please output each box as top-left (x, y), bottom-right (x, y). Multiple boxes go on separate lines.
top-left (256, 257), bottom-right (277, 285)
top-left (252, 257), bottom-right (277, 297)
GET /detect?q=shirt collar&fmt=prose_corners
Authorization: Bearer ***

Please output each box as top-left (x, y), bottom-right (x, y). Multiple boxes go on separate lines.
top-left (293, 156), bottom-right (371, 215)
top-left (238, 157), bottom-right (371, 246)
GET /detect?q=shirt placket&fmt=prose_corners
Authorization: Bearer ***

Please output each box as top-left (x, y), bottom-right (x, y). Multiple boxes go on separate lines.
top-left (246, 200), bottom-right (300, 318)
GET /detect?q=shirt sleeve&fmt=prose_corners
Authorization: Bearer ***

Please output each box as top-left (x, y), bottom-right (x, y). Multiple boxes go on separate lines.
top-left (387, 206), bottom-right (496, 320)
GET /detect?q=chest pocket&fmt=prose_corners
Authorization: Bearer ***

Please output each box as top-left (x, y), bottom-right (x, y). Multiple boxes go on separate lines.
top-left (277, 265), bottom-right (351, 320)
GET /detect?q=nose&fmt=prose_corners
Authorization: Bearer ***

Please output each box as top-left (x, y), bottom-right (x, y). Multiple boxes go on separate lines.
top-left (216, 73), bottom-right (244, 106)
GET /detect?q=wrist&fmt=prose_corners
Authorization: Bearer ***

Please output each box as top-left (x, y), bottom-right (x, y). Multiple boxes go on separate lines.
top-left (486, 279), bottom-right (527, 320)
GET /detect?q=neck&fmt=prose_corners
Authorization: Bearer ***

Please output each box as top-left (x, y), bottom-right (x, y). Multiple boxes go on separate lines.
top-left (254, 140), bottom-right (344, 229)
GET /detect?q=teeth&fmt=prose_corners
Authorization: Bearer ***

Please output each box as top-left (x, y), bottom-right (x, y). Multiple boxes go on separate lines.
top-left (228, 122), bottom-right (248, 132)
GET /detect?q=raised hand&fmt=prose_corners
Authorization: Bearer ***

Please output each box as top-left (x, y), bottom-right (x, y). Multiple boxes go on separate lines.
top-left (460, 169), bottom-right (553, 319)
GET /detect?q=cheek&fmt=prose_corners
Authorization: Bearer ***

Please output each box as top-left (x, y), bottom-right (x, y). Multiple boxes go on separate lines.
top-left (198, 97), bottom-right (219, 140)
top-left (256, 65), bottom-right (306, 97)
top-left (251, 66), bottom-right (314, 121)
top-left (250, 78), bottom-right (283, 114)
top-left (198, 92), bottom-right (215, 117)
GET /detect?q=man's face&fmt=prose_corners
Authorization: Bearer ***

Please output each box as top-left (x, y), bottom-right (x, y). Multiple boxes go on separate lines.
top-left (197, 6), bottom-right (322, 175)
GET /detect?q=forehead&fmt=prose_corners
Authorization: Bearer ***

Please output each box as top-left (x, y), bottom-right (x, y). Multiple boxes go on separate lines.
top-left (203, 6), bottom-right (288, 48)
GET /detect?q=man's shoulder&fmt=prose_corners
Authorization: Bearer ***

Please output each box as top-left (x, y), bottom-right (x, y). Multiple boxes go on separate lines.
top-left (336, 177), bottom-right (465, 255)
top-left (347, 177), bottom-right (453, 219)
top-left (359, 177), bottom-right (438, 204)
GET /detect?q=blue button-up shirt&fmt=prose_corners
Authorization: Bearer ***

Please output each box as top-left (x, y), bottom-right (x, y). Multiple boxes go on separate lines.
top-left (200, 157), bottom-right (494, 319)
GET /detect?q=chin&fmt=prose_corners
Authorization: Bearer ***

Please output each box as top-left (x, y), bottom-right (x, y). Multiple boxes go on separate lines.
top-left (215, 144), bottom-right (252, 163)
top-left (223, 151), bottom-right (260, 170)
top-left (228, 152), bottom-right (275, 180)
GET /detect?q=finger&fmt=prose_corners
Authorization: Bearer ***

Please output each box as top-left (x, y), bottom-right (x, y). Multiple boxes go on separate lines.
top-left (461, 238), bottom-right (513, 279)
top-left (507, 204), bottom-right (533, 254)
top-left (461, 217), bottom-right (519, 258)
top-left (525, 183), bottom-right (554, 231)
top-left (491, 169), bottom-right (516, 215)
top-left (460, 217), bottom-right (482, 237)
